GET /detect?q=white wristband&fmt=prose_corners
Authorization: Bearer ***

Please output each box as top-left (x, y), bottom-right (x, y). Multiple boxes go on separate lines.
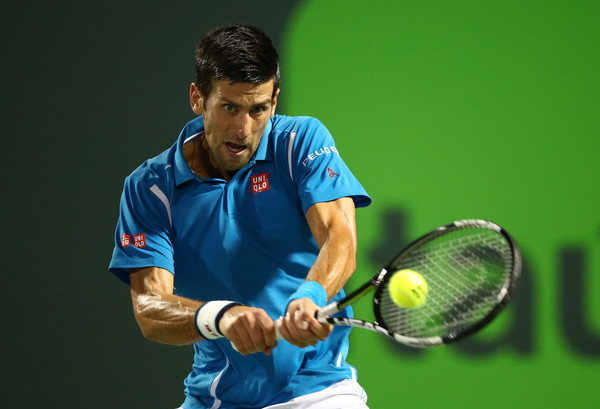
top-left (195, 301), bottom-right (241, 340)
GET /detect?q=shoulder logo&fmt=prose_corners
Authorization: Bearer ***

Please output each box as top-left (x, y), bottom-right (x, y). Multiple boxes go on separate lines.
top-left (327, 168), bottom-right (339, 178)
top-left (121, 233), bottom-right (146, 248)
top-left (251, 173), bottom-right (270, 193)
top-left (121, 234), bottom-right (132, 247)
top-left (134, 234), bottom-right (146, 248)
top-left (302, 146), bottom-right (339, 167)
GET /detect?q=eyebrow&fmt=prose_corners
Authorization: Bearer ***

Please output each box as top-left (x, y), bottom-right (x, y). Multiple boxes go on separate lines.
top-left (222, 97), bottom-right (271, 107)
top-left (222, 98), bottom-right (271, 109)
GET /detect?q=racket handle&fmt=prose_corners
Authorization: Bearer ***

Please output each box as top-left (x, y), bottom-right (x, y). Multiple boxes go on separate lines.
top-left (318, 301), bottom-right (340, 318)
top-left (274, 317), bottom-right (283, 340)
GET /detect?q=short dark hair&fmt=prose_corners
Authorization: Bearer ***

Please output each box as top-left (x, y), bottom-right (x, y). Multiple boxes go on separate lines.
top-left (195, 24), bottom-right (280, 101)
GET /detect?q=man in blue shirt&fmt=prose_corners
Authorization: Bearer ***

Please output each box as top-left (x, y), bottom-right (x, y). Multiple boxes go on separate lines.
top-left (109, 24), bottom-right (371, 408)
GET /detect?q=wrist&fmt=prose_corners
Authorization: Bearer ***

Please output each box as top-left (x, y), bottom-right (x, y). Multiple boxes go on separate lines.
top-left (285, 281), bottom-right (327, 313)
top-left (195, 301), bottom-right (242, 340)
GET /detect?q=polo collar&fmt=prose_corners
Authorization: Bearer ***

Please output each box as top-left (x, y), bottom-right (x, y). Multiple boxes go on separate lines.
top-left (252, 117), bottom-right (273, 162)
top-left (173, 116), bottom-right (274, 186)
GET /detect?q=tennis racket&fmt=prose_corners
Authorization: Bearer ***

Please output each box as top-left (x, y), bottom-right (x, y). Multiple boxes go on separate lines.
top-left (279, 219), bottom-right (521, 348)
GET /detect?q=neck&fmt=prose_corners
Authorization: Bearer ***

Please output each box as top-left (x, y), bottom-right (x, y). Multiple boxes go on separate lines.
top-left (184, 134), bottom-right (235, 181)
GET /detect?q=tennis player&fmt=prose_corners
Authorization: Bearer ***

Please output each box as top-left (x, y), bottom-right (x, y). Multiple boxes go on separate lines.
top-left (109, 24), bottom-right (371, 409)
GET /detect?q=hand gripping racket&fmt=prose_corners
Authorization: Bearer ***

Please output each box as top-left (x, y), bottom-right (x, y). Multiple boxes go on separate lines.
top-left (279, 219), bottom-right (521, 348)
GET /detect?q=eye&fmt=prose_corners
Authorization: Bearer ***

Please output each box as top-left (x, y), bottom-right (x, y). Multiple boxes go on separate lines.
top-left (250, 105), bottom-right (268, 115)
top-left (223, 104), bottom-right (236, 113)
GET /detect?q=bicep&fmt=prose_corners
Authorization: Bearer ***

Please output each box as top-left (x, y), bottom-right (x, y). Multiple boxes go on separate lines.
top-left (130, 266), bottom-right (174, 299)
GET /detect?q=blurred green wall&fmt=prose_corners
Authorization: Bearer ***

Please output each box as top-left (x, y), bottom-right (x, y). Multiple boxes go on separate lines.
top-left (3, 1), bottom-right (598, 408)
top-left (2, 1), bottom-right (300, 407)
top-left (284, 1), bottom-right (600, 408)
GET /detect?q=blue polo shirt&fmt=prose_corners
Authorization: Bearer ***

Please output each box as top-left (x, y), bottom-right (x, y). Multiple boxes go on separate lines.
top-left (109, 114), bottom-right (371, 408)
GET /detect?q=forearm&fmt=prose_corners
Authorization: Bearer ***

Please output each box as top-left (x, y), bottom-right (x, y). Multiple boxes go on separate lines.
top-left (131, 289), bottom-right (203, 345)
top-left (129, 267), bottom-right (277, 354)
top-left (129, 267), bottom-right (205, 345)
top-left (278, 199), bottom-right (357, 346)
top-left (306, 226), bottom-right (356, 301)
top-left (305, 198), bottom-right (358, 300)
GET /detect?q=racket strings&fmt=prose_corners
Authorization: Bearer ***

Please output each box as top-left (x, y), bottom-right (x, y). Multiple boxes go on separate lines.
top-left (378, 228), bottom-right (514, 340)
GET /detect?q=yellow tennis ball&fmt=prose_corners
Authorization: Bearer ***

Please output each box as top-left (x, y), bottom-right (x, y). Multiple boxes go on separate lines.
top-left (388, 269), bottom-right (428, 308)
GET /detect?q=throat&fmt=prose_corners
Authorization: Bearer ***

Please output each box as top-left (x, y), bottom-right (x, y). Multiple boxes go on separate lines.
top-left (184, 135), bottom-right (236, 181)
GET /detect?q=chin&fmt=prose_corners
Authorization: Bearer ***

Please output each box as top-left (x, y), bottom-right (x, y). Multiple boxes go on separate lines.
top-left (224, 159), bottom-right (250, 172)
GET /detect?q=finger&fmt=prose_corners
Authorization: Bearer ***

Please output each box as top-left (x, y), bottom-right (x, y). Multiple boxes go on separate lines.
top-left (281, 313), bottom-right (311, 347)
top-left (293, 310), bottom-right (310, 331)
top-left (293, 310), bottom-right (323, 343)
top-left (284, 312), bottom-right (302, 339)
top-left (255, 310), bottom-right (278, 352)
top-left (228, 311), bottom-right (261, 355)
top-left (276, 315), bottom-right (291, 340)
top-left (236, 309), bottom-right (279, 354)
top-left (229, 324), bottom-right (251, 355)
top-left (239, 312), bottom-right (269, 354)
top-left (300, 309), bottom-right (332, 339)
top-left (308, 318), bottom-right (333, 340)
top-left (286, 313), bottom-right (318, 348)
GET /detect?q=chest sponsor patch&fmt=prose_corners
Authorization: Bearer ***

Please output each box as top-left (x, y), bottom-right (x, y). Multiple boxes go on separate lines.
top-left (251, 172), bottom-right (270, 193)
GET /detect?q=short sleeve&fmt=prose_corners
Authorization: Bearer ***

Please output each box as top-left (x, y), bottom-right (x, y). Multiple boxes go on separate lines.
top-left (288, 118), bottom-right (371, 213)
top-left (108, 175), bottom-right (175, 284)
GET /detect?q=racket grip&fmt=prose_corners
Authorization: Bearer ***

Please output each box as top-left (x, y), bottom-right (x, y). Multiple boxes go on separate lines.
top-left (274, 317), bottom-right (283, 340)
top-left (318, 302), bottom-right (339, 318)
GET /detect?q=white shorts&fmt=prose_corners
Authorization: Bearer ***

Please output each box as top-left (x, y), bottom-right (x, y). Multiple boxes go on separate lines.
top-left (262, 379), bottom-right (369, 409)
top-left (176, 379), bottom-right (369, 409)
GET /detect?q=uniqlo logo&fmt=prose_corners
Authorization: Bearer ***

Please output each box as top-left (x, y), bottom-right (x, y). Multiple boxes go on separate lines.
top-left (251, 173), bottom-right (270, 194)
top-left (121, 234), bottom-right (132, 247)
top-left (134, 234), bottom-right (146, 248)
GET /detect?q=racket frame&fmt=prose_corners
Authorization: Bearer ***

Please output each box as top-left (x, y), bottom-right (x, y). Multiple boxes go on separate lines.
top-left (316, 219), bottom-right (522, 348)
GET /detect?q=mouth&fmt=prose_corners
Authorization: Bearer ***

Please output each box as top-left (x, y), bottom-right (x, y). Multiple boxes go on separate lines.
top-left (225, 142), bottom-right (247, 155)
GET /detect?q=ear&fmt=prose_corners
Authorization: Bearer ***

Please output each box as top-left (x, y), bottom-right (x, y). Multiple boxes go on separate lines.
top-left (270, 88), bottom-right (280, 117)
top-left (189, 83), bottom-right (204, 115)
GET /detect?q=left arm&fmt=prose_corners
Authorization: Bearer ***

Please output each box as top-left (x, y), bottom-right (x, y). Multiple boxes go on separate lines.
top-left (278, 196), bottom-right (357, 347)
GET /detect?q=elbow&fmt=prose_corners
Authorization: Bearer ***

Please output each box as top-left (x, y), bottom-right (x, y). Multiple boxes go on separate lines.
top-left (134, 314), bottom-right (160, 342)
top-left (130, 292), bottom-right (169, 343)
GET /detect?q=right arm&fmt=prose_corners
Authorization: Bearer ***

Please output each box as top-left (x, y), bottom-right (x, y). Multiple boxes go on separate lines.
top-left (129, 266), bottom-right (277, 355)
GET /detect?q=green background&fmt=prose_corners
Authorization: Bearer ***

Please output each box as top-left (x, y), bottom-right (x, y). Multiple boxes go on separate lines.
top-left (3, 0), bottom-right (598, 407)
top-left (284, 1), bottom-right (600, 408)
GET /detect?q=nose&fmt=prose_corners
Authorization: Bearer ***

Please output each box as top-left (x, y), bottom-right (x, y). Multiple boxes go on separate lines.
top-left (235, 113), bottom-right (252, 139)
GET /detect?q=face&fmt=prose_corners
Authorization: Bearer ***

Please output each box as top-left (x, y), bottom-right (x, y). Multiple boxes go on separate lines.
top-left (190, 79), bottom-right (279, 175)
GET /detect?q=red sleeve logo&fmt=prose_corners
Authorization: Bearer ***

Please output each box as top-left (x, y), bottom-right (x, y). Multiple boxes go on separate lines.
top-left (134, 234), bottom-right (146, 248)
top-left (121, 234), bottom-right (132, 247)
